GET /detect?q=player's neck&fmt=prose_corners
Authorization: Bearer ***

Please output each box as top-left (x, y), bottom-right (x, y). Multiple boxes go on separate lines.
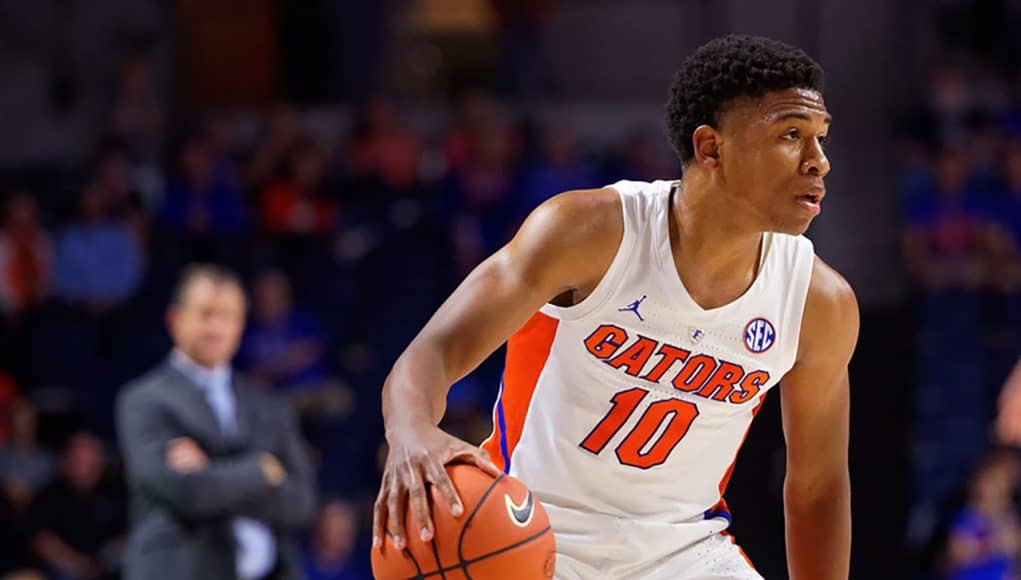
top-left (669, 179), bottom-right (763, 308)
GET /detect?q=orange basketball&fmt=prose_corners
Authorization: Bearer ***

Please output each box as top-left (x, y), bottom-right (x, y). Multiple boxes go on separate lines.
top-left (372, 464), bottom-right (556, 579)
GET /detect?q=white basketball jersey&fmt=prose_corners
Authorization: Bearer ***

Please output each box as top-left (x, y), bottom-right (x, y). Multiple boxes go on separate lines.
top-left (480, 179), bottom-right (815, 570)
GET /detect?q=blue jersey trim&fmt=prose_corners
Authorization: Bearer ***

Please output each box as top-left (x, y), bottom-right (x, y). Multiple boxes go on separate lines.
top-left (496, 379), bottom-right (511, 473)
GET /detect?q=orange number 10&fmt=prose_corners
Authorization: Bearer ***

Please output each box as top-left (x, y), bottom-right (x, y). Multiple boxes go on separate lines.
top-left (579, 387), bottom-right (699, 469)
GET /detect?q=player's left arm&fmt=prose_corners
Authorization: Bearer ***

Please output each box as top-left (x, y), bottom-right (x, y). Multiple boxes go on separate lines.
top-left (780, 256), bottom-right (859, 580)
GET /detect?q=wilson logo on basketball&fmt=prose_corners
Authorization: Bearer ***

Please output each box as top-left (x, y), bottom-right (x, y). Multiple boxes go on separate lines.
top-left (505, 491), bottom-right (535, 527)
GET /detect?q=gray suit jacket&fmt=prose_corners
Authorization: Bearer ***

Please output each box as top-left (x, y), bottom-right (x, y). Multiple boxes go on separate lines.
top-left (116, 361), bottom-right (317, 580)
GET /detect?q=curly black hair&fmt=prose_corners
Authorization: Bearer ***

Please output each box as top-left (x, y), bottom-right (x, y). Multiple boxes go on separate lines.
top-left (665, 35), bottom-right (824, 165)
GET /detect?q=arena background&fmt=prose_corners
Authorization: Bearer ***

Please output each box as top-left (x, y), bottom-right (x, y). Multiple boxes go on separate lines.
top-left (0, 0), bottom-right (1018, 578)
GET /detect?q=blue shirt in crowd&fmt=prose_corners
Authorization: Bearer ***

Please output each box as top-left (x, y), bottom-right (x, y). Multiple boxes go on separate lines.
top-left (948, 507), bottom-right (1015, 580)
top-left (53, 220), bottom-right (142, 304)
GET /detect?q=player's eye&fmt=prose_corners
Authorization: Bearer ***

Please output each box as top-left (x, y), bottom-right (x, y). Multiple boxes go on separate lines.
top-left (817, 134), bottom-right (829, 147)
top-left (783, 129), bottom-right (799, 140)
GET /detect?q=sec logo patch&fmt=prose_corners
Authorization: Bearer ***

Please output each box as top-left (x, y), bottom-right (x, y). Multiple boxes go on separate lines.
top-left (744, 318), bottom-right (776, 353)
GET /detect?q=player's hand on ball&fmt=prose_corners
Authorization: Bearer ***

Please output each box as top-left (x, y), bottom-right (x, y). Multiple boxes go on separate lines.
top-left (373, 424), bottom-right (501, 552)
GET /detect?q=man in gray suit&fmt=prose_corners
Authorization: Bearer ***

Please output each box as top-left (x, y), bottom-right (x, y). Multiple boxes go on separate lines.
top-left (117, 264), bottom-right (317, 580)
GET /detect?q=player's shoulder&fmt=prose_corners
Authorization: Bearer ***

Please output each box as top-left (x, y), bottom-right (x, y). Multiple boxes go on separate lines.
top-left (531, 187), bottom-right (623, 234)
top-left (799, 256), bottom-right (859, 360)
top-left (806, 256), bottom-right (857, 313)
top-left (508, 187), bottom-right (625, 288)
top-left (518, 187), bottom-right (628, 260)
top-left (525, 178), bottom-right (674, 239)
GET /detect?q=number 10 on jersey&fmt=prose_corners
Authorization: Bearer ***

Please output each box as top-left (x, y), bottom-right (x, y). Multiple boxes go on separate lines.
top-left (579, 388), bottom-right (699, 469)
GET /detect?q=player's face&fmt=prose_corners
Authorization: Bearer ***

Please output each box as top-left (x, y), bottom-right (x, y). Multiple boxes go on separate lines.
top-left (716, 88), bottom-right (831, 235)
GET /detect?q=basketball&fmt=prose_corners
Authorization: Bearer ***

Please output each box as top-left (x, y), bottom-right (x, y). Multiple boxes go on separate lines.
top-left (371, 464), bottom-right (556, 579)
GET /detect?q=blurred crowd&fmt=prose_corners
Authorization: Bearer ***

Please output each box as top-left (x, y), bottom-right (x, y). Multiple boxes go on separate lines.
top-left (0, 51), bottom-right (675, 579)
top-left (900, 55), bottom-right (1021, 578)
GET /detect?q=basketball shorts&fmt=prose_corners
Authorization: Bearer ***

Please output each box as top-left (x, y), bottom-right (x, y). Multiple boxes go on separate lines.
top-left (553, 532), bottom-right (762, 580)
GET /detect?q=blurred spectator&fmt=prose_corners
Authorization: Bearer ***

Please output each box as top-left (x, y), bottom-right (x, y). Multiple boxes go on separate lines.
top-left (0, 400), bottom-right (54, 512)
top-left (261, 139), bottom-right (338, 236)
top-left (117, 265), bottom-right (316, 580)
top-left (345, 99), bottom-right (424, 194)
top-left (905, 146), bottom-right (997, 552)
top-left (441, 115), bottom-right (520, 274)
top-left (443, 91), bottom-right (503, 176)
top-left (518, 124), bottom-right (596, 217)
top-left (239, 268), bottom-right (350, 418)
top-left (52, 184), bottom-right (144, 310)
top-left (30, 431), bottom-right (124, 580)
top-left (0, 396), bottom-right (51, 576)
top-left (91, 146), bottom-right (148, 236)
top-left (902, 146), bottom-right (992, 291)
top-left (108, 54), bottom-right (167, 207)
top-left (302, 500), bottom-right (368, 580)
top-left (240, 268), bottom-right (327, 389)
top-left (108, 55), bottom-right (165, 167)
top-left (967, 117), bottom-right (1006, 188)
top-left (0, 484), bottom-right (41, 578)
top-left (200, 116), bottom-right (245, 205)
top-left (245, 105), bottom-right (303, 194)
top-left (0, 192), bottom-right (52, 316)
top-left (988, 141), bottom-right (1021, 292)
top-left (603, 130), bottom-right (678, 184)
top-left (944, 449), bottom-right (1020, 580)
top-left (920, 64), bottom-right (979, 148)
top-left (1003, 69), bottom-right (1021, 140)
top-left (158, 132), bottom-right (247, 235)
top-left (0, 372), bottom-right (18, 444)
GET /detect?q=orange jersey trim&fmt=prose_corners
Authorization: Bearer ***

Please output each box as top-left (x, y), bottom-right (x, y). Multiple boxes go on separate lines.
top-left (481, 312), bottom-right (559, 472)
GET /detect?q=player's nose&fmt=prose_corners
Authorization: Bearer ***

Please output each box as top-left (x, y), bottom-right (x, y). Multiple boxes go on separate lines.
top-left (800, 145), bottom-right (830, 177)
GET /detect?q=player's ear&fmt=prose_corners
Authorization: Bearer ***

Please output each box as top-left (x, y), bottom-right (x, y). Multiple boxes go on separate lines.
top-left (691, 125), bottom-right (720, 168)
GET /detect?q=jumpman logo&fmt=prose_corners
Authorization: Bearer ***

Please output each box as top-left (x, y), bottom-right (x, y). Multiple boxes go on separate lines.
top-left (618, 295), bottom-right (647, 322)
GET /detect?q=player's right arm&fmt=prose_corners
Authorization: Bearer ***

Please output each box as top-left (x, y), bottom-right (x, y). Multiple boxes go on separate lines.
top-left (373, 188), bottom-right (622, 551)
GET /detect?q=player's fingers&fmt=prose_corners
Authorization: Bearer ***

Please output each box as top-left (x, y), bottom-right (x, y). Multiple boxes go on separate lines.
top-left (446, 444), bottom-right (501, 477)
top-left (407, 461), bottom-right (435, 542)
top-left (424, 458), bottom-right (463, 517)
top-left (372, 480), bottom-right (388, 549)
top-left (386, 478), bottom-right (408, 550)
top-left (460, 447), bottom-right (502, 478)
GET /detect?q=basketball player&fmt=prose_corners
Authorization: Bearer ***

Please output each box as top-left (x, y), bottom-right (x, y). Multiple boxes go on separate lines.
top-left (373, 35), bottom-right (857, 579)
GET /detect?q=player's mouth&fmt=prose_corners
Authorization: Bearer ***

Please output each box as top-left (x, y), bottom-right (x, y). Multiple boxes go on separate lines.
top-left (796, 188), bottom-right (824, 215)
